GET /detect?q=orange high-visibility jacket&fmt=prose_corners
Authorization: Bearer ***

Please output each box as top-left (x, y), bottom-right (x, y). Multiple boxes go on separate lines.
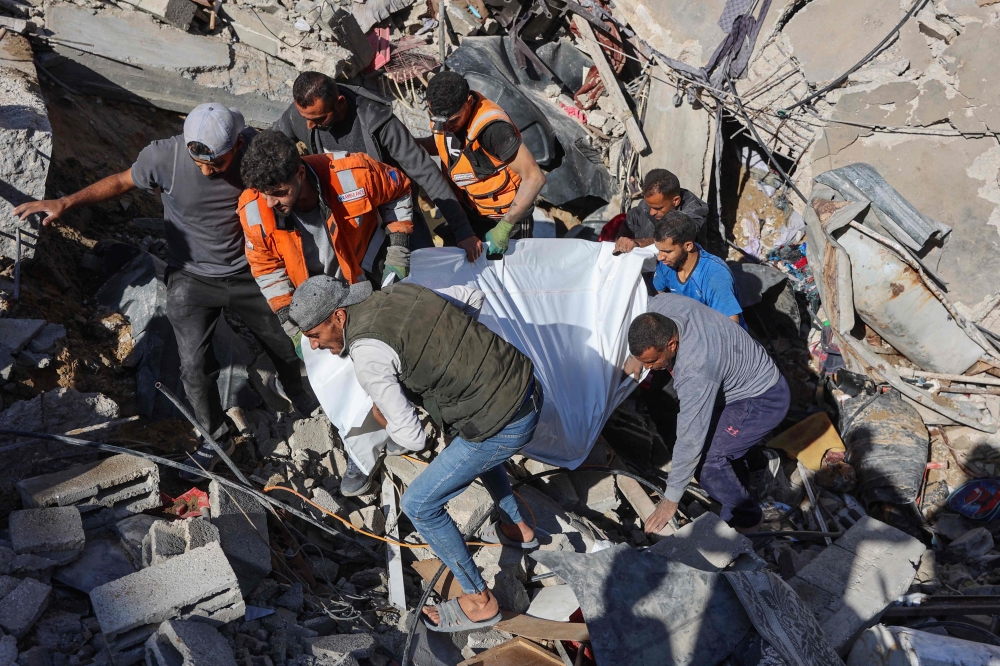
top-left (433, 93), bottom-right (522, 219)
top-left (238, 152), bottom-right (412, 326)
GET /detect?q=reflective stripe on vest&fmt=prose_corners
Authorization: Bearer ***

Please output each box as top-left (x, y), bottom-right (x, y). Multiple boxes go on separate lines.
top-left (245, 199), bottom-right (265, 236)
top-left (334, 166), bottom-right (365, 227)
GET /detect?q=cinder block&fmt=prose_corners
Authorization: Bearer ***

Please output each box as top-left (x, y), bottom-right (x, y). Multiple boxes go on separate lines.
top-left (114, 514), bottom-right (164, 566)
top-left (305, 633), bottom-right (375, 660)
top-left (9, 506), bottom-right (85, 560)
top-left (90, 542), bottom-right (244, 665)
top-left (209, 481), bottom-right (271, 595)
top-left (144, 619), bottom-right (238, 666)
top-left (0, 577), bottom-right (51, 638)
top-left (789, 517), bottom-right (925, 655)
top-left (17, 454), bottom-right (160, 530)
top-left (0, 319), bottom-right (45, 353)
top-left (145, 518), bottom-right (220, 567)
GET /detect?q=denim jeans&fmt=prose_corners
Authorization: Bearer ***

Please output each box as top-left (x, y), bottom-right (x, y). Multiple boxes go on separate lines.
top-left (400, 382), bottom-right (543, 594)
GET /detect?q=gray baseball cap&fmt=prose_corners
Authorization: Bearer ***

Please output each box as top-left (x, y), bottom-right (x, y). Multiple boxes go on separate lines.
top-left (184, 103), bottom-right (246, 161)
top-left (290, 276), bottom-right (373, 331)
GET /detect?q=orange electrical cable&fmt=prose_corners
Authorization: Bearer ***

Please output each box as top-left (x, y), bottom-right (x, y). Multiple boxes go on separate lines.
top-left (263, 485), bottom-right (502, 549)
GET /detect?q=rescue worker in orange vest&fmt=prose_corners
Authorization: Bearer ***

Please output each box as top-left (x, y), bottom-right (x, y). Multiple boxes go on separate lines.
top-left (421, 71), bottom-right (546, 254)
top-left (238, 129), bottom-right (414, 358)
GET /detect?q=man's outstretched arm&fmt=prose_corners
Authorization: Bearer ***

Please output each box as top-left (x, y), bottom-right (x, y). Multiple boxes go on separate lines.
top-left (13, 169), bottom-right (136, 226)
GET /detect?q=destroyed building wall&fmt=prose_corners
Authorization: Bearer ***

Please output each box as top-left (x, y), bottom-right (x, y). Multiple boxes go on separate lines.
top-left (0, 33), bottom-right (52, 263)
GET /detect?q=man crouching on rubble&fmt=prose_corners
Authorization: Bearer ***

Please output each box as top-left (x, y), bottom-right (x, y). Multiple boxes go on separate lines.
top-left (288, 275), bottom-right (542, 631)
top-left (626, 294), bottom-right (789, 533)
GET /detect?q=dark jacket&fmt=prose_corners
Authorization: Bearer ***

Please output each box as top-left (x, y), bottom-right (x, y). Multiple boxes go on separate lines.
top-left (274, 85), bottom-right (474, 242)
top-left (344, 282), bottom-right (534, 442)
top-left (618, 188), bottom-right (711, 240)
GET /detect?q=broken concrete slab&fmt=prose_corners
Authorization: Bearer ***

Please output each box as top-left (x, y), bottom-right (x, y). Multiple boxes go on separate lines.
top-left (305, 633), bottom-right (375, 661)
top-left (647, 512), bottom-right (759, 571)
top-left (532, 543), bottom-right (751, 666)
top-left (145, 619), bottom-right (238, 666)
top-left (0, 635), bottom-right (15, 666)
top-left (53, 532), bottom-right (136, 593)
top-left (90, 542), bottom-right (244, 665)
top-left (0, 577), bottom-right (51, 639)
top-left (46, 3), bottom-right (230, 71)
top-left (8, 507), bottom-right (85, 560)
top-left (144, 518), bottom-right (221, 567)
top-left (17, 453), bottom-right (159, 530)
top-left (27, 323), bottom-right (66, 354)
top-left (526, 584), bottom-right (580, 622)
top-left (784, 0), bottom-right (907, 83)
top-left (0, 33), bottom-right (51, 263)
top-left (787, 516), bottom-right (925, 655)
top-left (0, 320), bottom-right (45, 353)
top-left (209, 480), bottom-right (271, 595)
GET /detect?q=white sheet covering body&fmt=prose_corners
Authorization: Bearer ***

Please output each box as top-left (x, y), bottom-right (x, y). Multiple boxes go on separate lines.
top-left (303, 239), bottom-right (651, 473)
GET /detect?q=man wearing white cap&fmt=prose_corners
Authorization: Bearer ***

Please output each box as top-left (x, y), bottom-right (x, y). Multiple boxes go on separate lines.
top-left (14, 103), bottom-right (316, 480)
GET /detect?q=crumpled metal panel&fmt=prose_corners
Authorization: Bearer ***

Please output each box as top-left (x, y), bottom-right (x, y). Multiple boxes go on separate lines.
top-left (815, 163), bottom-right (951, 252)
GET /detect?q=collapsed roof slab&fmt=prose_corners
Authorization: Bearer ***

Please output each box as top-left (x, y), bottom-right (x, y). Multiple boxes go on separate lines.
top-left (40, 3), bottom-right (287, 127)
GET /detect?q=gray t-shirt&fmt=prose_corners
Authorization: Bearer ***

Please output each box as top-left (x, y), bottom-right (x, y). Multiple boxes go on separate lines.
top-left (647, 293), bottom-right (780, 502)
top-left (622, 188), bottom-right (710, 239)
top-left (292, 205), bottom-right (339, 277)
top-left (131, 129), bottom-right (256, 277)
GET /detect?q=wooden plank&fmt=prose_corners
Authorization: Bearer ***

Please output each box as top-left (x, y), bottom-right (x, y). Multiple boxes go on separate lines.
top-left (411, 558), bottom-right (464, 600)
top-left (457, 636), bottom-right (564, 666)
top-left (496, 612), bottom-right (590, 642)
top-left (382, 472), bottom-right (407, 611)
top-left (571, 15), bottom-right (648, 154)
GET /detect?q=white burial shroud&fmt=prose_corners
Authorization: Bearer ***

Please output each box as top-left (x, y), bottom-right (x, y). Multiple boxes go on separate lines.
top-left (302, 239), bottom-right (652, 474)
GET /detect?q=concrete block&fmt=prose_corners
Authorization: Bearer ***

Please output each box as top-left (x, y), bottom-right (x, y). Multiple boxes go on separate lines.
top-left (121, 0), bottom-right (198, 30)
top-left (0, 578), bottom-right (51, 638)
top-left (444, 0), bottom-right (480, 35)
top-left (570, 471), bottom-right (620, 514)
top-left (146, 518), bottom-right (220, 567)
top-left (209, 480), bottom-right (271, 595)
top-left (224, 5), bottom-right (285, 56)
top-left (28, 323), bottom-right (65, 354)
top-left (648, 512), bottom-right (757, 571)
top-left (0, 635), bottom-right (15, 665)
top-left (90, 542), bottom-right (244, 665)
top-left (288, 413), bottom-right (336, 457)
top-left (917, 8), bottom-right (957, 43)
top-left (0, 577), bottom-right (19, 599)
top-left (789, 517), bottom-right (925, 655)
top-left (586, 109), bottom-right (609, 128)
top-left (9, 507), bottom-right (85, 559)
top-left (0, 16), bottom-right (27, 33)
top-left (17, 453), bottom-right (159, 530)
top-left (348, 506), bottom-right (385, 534)
top-left (0, 320), bottom-right (45, 353)
top-left (144, 619), bottom-right (238, 666)
top-left (305, 633), bottom-right (375, 660)
top-left (113, 514), bottom-right (164, 566)
top-left (0, 34), bottom-right (51, 263)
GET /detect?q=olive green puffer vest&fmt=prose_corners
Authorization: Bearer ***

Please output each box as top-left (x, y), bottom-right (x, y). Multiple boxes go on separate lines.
top-left (344, 282), bottom-right (534, 442)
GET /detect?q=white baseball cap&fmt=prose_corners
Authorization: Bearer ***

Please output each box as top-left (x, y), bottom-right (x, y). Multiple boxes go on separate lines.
top-left (184, 103), bottom-right (246, 161)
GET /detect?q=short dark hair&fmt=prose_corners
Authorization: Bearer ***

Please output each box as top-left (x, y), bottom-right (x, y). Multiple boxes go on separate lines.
top-left (642, 169), bottom-right (681, 199)
top-left (187, 141), bottom-right (214, 159)
top-left (426, 71), bottom-right (471, 117)
top-left (241, 129), bottom-right (302, 193)
top-left (653, 211), bottom-right (697, 244)
top-left (293, 71), bottom-right (339, 108)
top-left (628, 313), bottom-right (678, 356)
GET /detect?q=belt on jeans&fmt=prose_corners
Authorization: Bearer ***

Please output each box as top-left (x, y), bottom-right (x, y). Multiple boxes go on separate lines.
top-left (512, 377), bottom-right (541, 422)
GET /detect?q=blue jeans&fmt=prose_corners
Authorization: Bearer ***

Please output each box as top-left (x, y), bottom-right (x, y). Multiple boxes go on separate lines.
top-left (400, 382), bottom-right (543, 594)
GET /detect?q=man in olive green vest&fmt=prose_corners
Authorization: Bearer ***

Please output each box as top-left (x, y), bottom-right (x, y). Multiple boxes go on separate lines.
top-left (289, 275), bottom-right (544, 632)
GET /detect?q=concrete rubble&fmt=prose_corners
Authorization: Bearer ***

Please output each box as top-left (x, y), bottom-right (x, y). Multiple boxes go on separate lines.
top-left (3, 0), bottom-right (1000, 662)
